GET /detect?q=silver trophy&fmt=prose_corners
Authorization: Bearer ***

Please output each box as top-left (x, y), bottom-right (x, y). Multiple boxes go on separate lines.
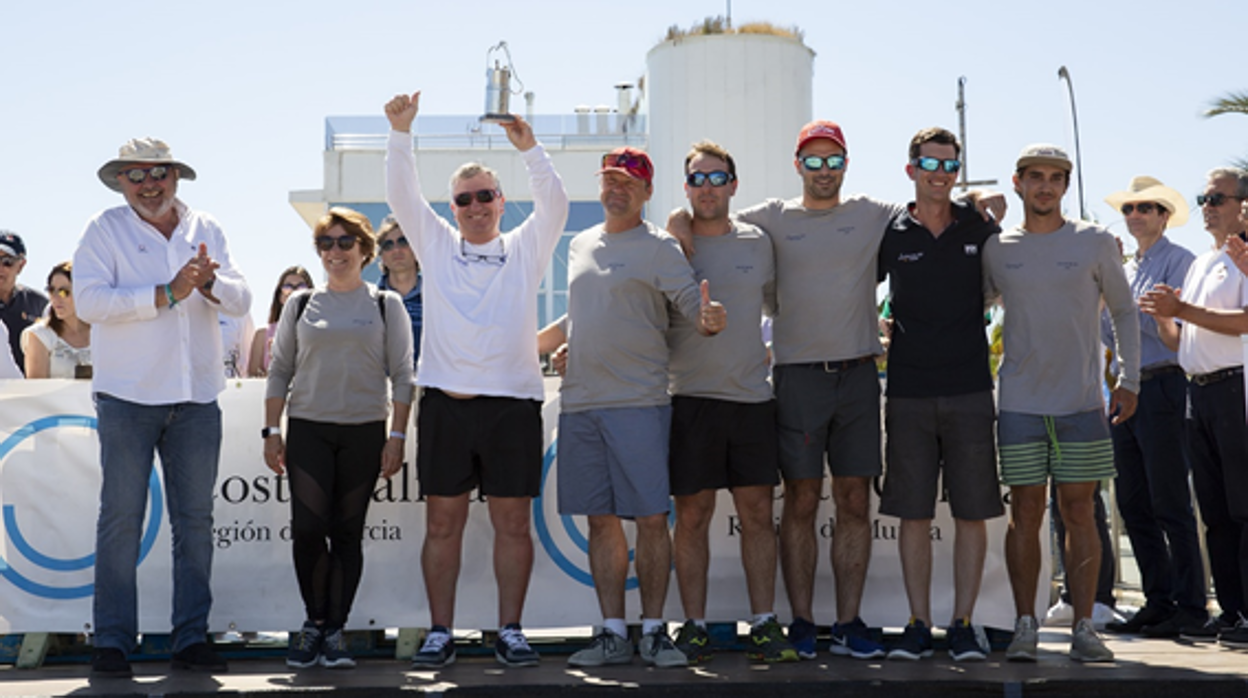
top-left (481, 41), bottom-right (522, 124)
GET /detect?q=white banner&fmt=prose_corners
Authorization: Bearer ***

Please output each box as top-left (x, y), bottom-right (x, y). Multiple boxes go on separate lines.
top-left (0, 379), bottom-right (1040, 633)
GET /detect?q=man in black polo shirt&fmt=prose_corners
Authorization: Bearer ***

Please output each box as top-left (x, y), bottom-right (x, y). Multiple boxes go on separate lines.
top-left (877, 128), bottom-right (1002, 662)
top-left (0, 231), bottom-right (48, 374)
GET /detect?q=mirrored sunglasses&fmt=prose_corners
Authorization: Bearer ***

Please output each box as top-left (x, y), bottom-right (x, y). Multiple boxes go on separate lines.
top-left (911, 157), bottom-right (961, 174)
top-left (315, 235), bottom-right (357, 252)
top-left (800, 154), bottom-right (846, 171)
top-left (453, 189), bottom-right (499, 207)
top-left (46, 286), bottom-right (72, 299)
top-left (686, 170), bottom-right (735, 188)
top-left (121, 165), bottom-right (172, 184)
top-left (280, 282), bottom-right (309, 292)
top-left (602, 152), bottom-right (654, 180)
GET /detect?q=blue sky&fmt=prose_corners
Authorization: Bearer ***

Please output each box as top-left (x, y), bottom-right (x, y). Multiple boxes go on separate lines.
top-left (2, 0), bottom-right (1245, 324)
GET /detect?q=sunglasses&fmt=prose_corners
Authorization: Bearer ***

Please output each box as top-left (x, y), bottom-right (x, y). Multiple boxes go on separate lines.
top-left (315, 235), bottom-right (358, 252)
top-left (1196, 192), bottom-right (1244, 208)
top-left (0, 257), bottom-right (19, 268)
top-left (800, 154), bottom-right (847, 171)
top-left (121, 165), bottom-right (172, 184)
top-left (686, 170), bottom-right (735, 188)
top-left (459, 236), bottom-right (507, 266)
top-left (380, 236), bottom-right (411, 253)
top-left (911, 157), bottom-right (961, 174)
top-left (46, 286), bottom-right (72, 299)
top-left (280, 282), bottom-right (309, 292)
top-left (1121, 202), bottom-right (1159, 216)
top-left (602, 152), bottom-right (654, 180)
top-left (453, 189), bottom-right (500, 207)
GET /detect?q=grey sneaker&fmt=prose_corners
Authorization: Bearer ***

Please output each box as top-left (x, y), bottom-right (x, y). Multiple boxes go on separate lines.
top-left (639, 626), bottom-right (688, 668)
top-left (568, 629), bottom-right (634, 667)
top-left (1006, 615), bottom-right (1039, 662)
top-left (1070, 618), bottom-right (1114, 662)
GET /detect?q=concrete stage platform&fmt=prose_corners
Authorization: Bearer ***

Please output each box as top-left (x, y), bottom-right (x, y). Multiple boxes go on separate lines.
top-left (1, 627), bottom-right (1245, 697)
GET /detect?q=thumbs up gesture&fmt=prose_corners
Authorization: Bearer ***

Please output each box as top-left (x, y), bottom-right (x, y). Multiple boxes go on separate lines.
top-left (698, 279), bottom-right (726, 336)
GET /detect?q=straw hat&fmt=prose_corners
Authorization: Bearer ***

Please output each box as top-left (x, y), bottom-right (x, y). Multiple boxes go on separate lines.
top-left (97, 137), bottom-right (197, 192)
top-left (1103, 176), bottom-right (1188, 228)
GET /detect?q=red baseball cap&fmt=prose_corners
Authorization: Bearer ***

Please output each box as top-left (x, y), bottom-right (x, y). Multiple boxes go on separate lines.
top-left (598, 146), bottom-right (654, 186)
top-left (795, 120), bottom-right (848, 155)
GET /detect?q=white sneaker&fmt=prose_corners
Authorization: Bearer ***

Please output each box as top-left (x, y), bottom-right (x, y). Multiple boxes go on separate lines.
top-left (1044, 600), bottom-right (1074, 627)
top-left (1091, 602), bottom-right (1124, 631)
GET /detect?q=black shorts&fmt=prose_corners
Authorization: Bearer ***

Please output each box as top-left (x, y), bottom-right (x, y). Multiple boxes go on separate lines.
top-left (668, 396), bottom-right (780, 496)
top-left (416, 388), bottom-right (543, 498)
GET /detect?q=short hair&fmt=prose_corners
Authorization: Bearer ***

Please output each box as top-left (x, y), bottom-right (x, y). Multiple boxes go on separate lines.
top-left (1207, 167), bottom-right (1248, 198)
top-left (43, 261), bottom-right (73, 337)
top-left (684, 140), bottom-right (737, 179)
top-left (266, 265), bottom-right (315, 324)
top-left (313, 206), bottom-right (377, 268)
top-left (449, 163), bottom-right (501, 197)
top-left (908, 127), bottom-right (961, 161)
top-left (375, 215), bottom-right (417, 276)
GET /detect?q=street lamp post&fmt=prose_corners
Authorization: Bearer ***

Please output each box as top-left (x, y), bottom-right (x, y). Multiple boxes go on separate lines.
top-left (1057, 66), bottom-right (1088, 220)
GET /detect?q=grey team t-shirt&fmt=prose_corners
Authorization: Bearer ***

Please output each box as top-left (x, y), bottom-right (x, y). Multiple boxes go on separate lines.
top-left (667, 221), bottom-right (776, 403)
top-left (983, 220), bottom-right (1140, 416)
top-left (736, 195), bottom-right (904, 365)
top-left (561, 221), bottom-right (704, 412)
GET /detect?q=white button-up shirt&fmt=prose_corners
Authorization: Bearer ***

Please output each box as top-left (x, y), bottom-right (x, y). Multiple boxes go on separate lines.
top-left (0, 323), bottom-right (19, 378)
top-left (73, 200), bottom-right (251, 405)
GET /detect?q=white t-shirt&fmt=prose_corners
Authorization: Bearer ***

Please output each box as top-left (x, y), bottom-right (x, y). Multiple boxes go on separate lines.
top-left (21, 323), bottom-right (91, 379)
top-left (1178, 246), bottom-right (1248, 375)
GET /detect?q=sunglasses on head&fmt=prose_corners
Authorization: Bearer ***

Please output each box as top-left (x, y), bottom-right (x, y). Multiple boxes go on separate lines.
top-left (602, 152), bottom-right (654, 179)
top-left (911, 156), bottom-right (961, 174)
top-left (1196, 192), bottom-right (1244, 208)
top-left (686, 170), bottom-right (735, 188)
top-left (280, 282), bottom-right (309, 292)
top-left (0, 257), bottom-right (19, 268)
top-left (121, 165), bottom-right (172, 184)
top-left (453, 189), bottom-right (500, 207)
top-left (46, 286), bottom-right (71, 299)
top-left (1121, 202), bottom-right (1160, 216)
top-left (315, 235), bottom-right (357, 252)
top-left (380, 236), bottom-right (411, 253)
top-left (800, 154), bottom-right (846, 171)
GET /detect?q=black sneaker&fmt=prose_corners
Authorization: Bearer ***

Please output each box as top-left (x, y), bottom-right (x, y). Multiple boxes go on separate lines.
top-left (90, 647), bottom-right (133, 679)
top-left (287, 622), bottom-right (323, 669)
top-left (319, 627), bottom-right (356, 669)
top-left (887, 619), bottom-right (932, 660)
top-left (495, 623), bottom-right (540, 667)
top-left (1219, 615), bottom-right (1248, 649)
top-left (411, 626), bottom-right (456, 668)
top-left (674, 620), bottom-right (713, 664)
top-left (1142, 608), bottom-right (1207, 638)
top-left (747, 617), bottom-right (799, 663)
top-left (1178, 614), bottom-right (1232, 643)
top-left (171, 642), bottom-right (228, 673)
top-left (1107, 604), bottom-right (1175, 634)
top-left (946, 618), bottom-right (988, 661)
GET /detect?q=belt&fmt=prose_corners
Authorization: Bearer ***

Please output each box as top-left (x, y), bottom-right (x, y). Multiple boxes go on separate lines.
top-left (1140, 365), bottom-right (1185, 382)
top-left (788, 355), bottom-right (875, 373)
top-left (1188, 366), bottom-right (1244, 387)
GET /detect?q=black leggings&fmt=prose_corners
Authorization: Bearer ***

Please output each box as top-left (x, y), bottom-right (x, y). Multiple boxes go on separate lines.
top-left (286, 418), bottom-right (384, 627)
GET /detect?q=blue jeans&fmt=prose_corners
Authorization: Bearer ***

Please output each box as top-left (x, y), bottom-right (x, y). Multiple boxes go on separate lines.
top-left (92, 394), bottom-right (221, 653)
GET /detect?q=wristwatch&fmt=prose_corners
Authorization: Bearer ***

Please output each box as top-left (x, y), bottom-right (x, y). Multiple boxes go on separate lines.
top-left (261, 426), bottom-right (281, 439)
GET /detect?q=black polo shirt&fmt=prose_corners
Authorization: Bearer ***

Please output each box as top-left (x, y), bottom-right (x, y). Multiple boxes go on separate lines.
top-left (0, 285), bottom-right (49, 375)
top-left (877, 200), bottom-right (998, 398)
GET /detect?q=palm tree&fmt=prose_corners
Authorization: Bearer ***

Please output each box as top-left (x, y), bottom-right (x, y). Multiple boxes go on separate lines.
top-left (1204, 91), bottom-right (1248, 169)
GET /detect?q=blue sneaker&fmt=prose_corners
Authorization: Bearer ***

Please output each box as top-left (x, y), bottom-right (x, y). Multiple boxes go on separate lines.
top-left (788, 617), bottom-right (818, 659)
top-left (887, 618), bottom-right (932, 660)
top-left (830, 617), bottom-right (886, 659)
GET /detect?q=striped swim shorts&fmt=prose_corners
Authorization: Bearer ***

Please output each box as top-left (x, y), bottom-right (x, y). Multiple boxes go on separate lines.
top-left (997, 409), bottom-right (1114, 486)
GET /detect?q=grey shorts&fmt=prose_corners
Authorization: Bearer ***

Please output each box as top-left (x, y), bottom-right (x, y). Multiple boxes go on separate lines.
top-left (880, 391), bottom-right (1004, 521)
top-left (773, 360), bottom-right (882, 481)
top-left (557, 405), bottom-right (672, 517)
top-left (997, 409), bottom-right (1114, 486)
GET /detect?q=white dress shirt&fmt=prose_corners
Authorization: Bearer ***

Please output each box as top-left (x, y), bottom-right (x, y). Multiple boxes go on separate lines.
top-left (0, 323), bottom-right (19, 379)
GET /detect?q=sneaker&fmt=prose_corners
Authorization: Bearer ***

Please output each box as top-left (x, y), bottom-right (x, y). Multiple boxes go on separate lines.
top-left (746, 618), bottom-right (799, 663)
top-left (1179, 614), bottom-right (1233, 643)
top-left (1091, 602), bottom-right (1125, 630)
top-left (639, 626), bottom-right (688, 668)
top-left (1043, 599), bottom-right (1074, 627)
top-left (567, 628), bottom-right (634, 667)
top-left (947, 618), bottom-right (988, 662)
top-left (495, 623), bottom-right (540, 667)
top-left (171, 642), bottom-right (228, 673)
top-left (411, 626), bottom-right (456, 668)
top-left (1106, 604), bottom-right (1174, 634)
top-left (887, 619), bottom-right (933, 660)
top-left (90, 647), bottom-right (133, 679)
top-left (286, 622), bottom-right (323, 669)
top-left (1070, 618), bottom-right (1114, 662)
top-left (674, 620), bottom-right (713, 664)
top-left (1006, 615), bottom-right (1039, 662)
top-left (1142, 608), bottom-right (1208, 638)
top-left (319, 627), bottom-right (356, 669)
top-left (1219, 614), bottom-right (1248, 650)
top-left (787, 617), bottom-right (818, 660)
top-left (829, 617), bottom-right (885, 659)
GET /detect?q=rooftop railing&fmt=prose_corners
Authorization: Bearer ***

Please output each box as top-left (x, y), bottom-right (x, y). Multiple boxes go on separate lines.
top-left (326, 114), bottom-right (648, 151)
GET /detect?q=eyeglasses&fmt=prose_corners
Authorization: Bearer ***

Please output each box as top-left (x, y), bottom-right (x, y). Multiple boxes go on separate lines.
top-left (458, 236), bottom-right (507, 266)
top-left (46, 286), bottom-right (71, 299)
top-left (380, 236), bottom-right (411, 253)
top-left (453, 189), bottom-right (500, 207)
top-left (911, 157), bottom-right (961, 174)
top-left (602, 152), bottom-right (654, 181)
top-left (121, 165), bottom-right (172, 184)
top-left (280, 282), bottom-right (309, 292)
top-left (0, 257), bottom-right (19, 268)
top-left (315, 235), bottom-right (358, 252)
top-left (1197, 192), bottom-right (1245, 208)
top-left (1121, 202), bottom-right (1159, 216)
top-left (686, 170), bottom-right (735, 188)
top-left (800, 154), bottom-right (847, 171)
